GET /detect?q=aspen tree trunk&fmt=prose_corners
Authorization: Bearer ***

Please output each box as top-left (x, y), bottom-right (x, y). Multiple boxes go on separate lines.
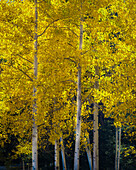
top-left (60, 136), bottom-right (67, 170)
top-left (53, 99), bottom-right (60, 170)
top-left (85, 136), bottom-right (93, 170)
top-left (115, 127), bottom-right (118, 170)
top-left (115, 127), bottom-right (121, 170)
top-left (23, 160), bottom-right (25, 170)
top-left (55, 140), bottom-right (60, 170)
top-left (74, 19), bottom-right (83, 170)
top-left (117, 127), bottom-right (121, 170)
top-left (93, 66), bottom-right (99, 170)
top-left (32, 0), bottom-right (38, 169)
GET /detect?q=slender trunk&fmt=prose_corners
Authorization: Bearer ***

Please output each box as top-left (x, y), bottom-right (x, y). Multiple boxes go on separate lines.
top-left (85, 136), bottom-right (93, 170)
top-left (55, 140), bottom-right (60, 170)
top-left (115, 127), bottom-right (118, 170)
top-left (74, 18), bottom-right (83, 169)
top-left (54, 99), bottom-right (60, 170)
top-left (23, 160), bottom-right (25, 170)
top-left (117, 127), bottom-right (121, 170)
top-left (74, 64), bottom-right (82, 170)
top-left (32, 0), bottom-right (38, 169)
top-left (60, 136), bottom-right (67, 170)
top-left (93, 66), bottom-right (99, 170)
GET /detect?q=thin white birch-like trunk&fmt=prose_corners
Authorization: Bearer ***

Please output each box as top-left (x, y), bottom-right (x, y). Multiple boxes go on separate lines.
top-left (74, 16), bottom-right (83, 169)
top-left (23, 160), bottom-right (25, 170)
top-left (117, 127), bottom-right (121, 170)
top-left (32, 0), bottom-right (38, 169)
top-left (55, 140), bottom-right (60, 170)
top-left (115, 127), bottom-right (118, 170)
top-left (85, 136), bottom-right (93, 170)
top-left (115, 126), bottom-right (121, 170)
top-left (60, 136), bottom-right (67, 170)
top-left (93, 66), bottom-right (99, 170)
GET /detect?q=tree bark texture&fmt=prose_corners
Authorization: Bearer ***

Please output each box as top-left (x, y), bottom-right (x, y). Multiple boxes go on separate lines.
top-left (93, 66), bottom-right (99, 170)
top-left (74, 21), bottom-right (83, 170)
top-left (60, 136), bottom-right (67, 170)
top-left (85, 136), bottom-right (93, 170)
top-left (23, 160), bottom-right (25, 170)
top-left (115, 127), bottom-right (121, 170)
top-left (55, 140), bottom-right (60, 170)
top-left (32, 0), bottom-right (38, 169)
top-left (115, 127), bottom-right (118, 170)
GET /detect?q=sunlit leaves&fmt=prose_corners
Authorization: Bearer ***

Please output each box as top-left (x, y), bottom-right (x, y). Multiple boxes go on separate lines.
top-left (0, 0), bottom-right (135, 161)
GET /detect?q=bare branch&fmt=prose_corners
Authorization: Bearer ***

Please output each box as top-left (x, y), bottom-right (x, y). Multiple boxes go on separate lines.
top-left (11, 65), bottom-right (33, 82)
top-left (67, 42), bottom-right (76, 49)
top-left (38, 19), bottom-right (59, 37)
top-left (16, 54), bottom-right (33, 64)
top-left (61, 27), bottom-right (79, 37)
top-left (81, 50), bottom-right (90, 55)
top-left (64, 57), bottom-right (77, 65)
top-left (52, 25), bottom-right (79, 37)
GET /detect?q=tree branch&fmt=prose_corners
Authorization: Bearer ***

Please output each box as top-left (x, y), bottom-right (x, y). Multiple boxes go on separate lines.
top-left (52, 25), bottom-right (79, 37)
top-left (38, 19), bottom-right (59, 37)
top-left (16, 54), bottom-right (33, 64)
top-left (81, 50), bottom-right (90, 55)
top-left (59, 26), bottom-right (79, 37)
top-left (11, 65), bottom-right (33, 82)
top-left (67, 42), bottom-right (76, 49)
top-left (64, 57), bottom-right (77, 65)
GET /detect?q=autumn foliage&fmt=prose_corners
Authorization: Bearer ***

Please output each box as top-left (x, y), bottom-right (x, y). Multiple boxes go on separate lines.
top-left (0, 0), bottom-right (135, 169)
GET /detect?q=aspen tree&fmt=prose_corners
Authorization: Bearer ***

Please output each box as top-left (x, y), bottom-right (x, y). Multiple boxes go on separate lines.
top-left (115, 127), bottom-right (118, 170)
top-left (82, 132), bottom-right (93, 170)
top-left (32, 0), bottom-right (38, 169)
top-left (115, 126), bottom-right (121, 170)
top-left (1, 0), bottom-right (135, 168)
top-left (55, 139), bottom-right (60, 170)
top-left (0, 0), bottom-right (34, 156)
top-left (60, 136), bottom-right (67, 170)
top-left (74, 1), bottom-right (83, 169)
top-left (115, 126), bottom-right (122, 170)
top-left (86, 137), bottom-right (93, 170)
top-left (93, 66), bottom-right (99, 170)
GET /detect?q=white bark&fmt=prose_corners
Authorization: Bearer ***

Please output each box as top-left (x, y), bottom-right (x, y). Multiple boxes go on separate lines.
top-left (60, 136), bottom-right (67, 170)
top-left (74, 20), bottom-right (83, 170)
top-left (93, 66), bottom-right (99, 170)
top-left (32, 0), bottom-right (38, 169)
top-left (115, 127), bottom-right (121, 170)
top-left (23, 160), bottom-right (25, 170)
top-left (85, 136), bottom-right (93, 170)
top-left (115, 127), bottom-right (118, 170)
top-left (55, 140), bottom-right (60, 170)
